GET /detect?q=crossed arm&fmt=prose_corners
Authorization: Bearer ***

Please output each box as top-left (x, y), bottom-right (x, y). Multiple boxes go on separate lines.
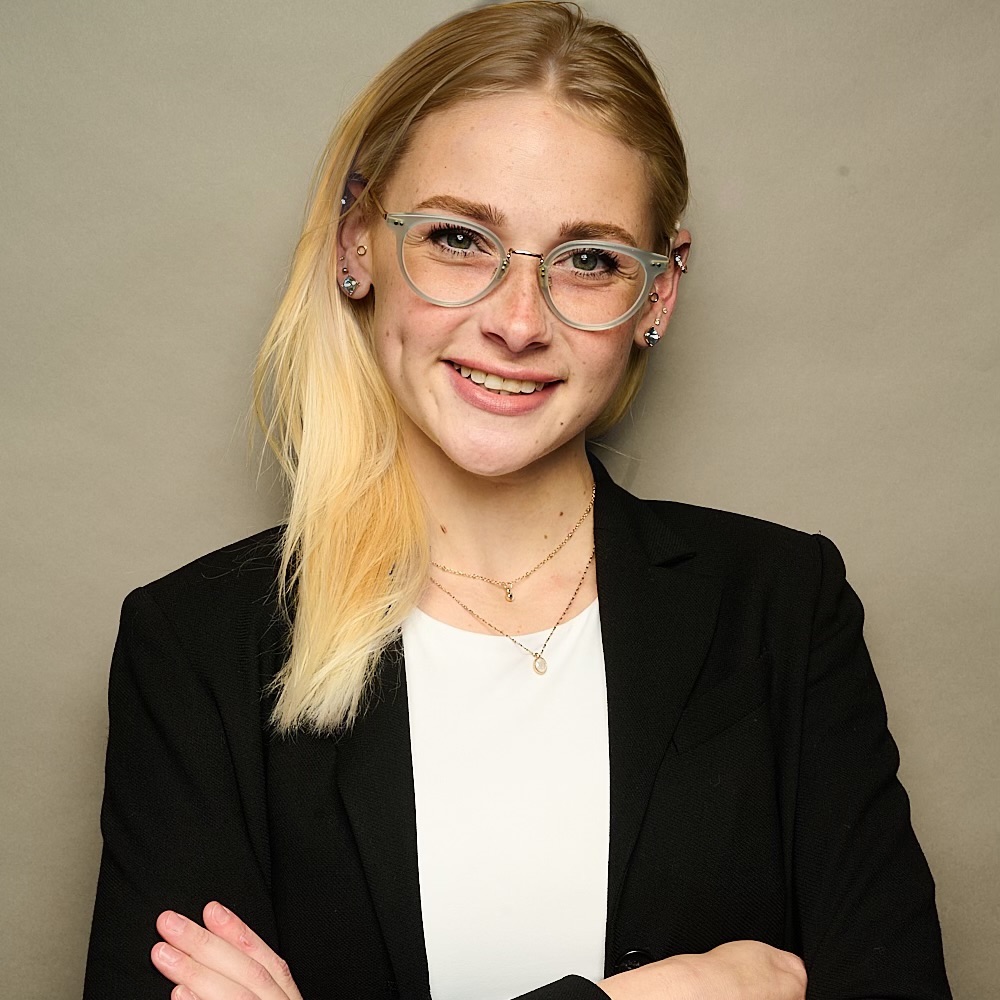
top-left (151, 902), bottom-right (806, 1000)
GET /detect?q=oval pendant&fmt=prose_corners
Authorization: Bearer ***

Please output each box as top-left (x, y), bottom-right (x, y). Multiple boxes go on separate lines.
top-left (505, 586), bottom-right (514, 603)
top-left (532, 654), bottom-right (548, 676)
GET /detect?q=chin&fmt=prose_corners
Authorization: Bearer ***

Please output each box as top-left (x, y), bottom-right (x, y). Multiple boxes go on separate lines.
top-left (444, 447), bottom-right (542, 480)
top-left (436, 427), bottom-right (579, 480)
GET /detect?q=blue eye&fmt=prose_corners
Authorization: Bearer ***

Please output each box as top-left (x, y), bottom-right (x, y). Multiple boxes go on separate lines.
top-left (558, 248), bottom-right (621, 275)
top-left (426, 225), bottom-right (488, 254)
top-left (443, 230), bottom-right (474, 250)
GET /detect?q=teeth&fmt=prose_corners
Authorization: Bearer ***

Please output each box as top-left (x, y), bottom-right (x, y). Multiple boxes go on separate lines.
top-left (451, 362), bottom-right (546, 394)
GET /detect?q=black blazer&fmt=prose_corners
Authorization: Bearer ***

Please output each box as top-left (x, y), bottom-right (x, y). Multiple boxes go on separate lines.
top-left (83, 458), bottom-right (951, 999)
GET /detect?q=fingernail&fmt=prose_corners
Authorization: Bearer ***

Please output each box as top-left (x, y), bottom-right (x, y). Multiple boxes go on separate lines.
top-left (157, 943), bottom-right (182, 966)
top-left (212, 902), bottom-right (232, 924)
top-left (163, 911), bottom-right (186, 934)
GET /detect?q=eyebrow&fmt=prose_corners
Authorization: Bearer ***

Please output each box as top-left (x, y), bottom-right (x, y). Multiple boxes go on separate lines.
top-left (410, 196), bottom-right (506, 229)
top-left (409, 196), bottom-right (642, 249)
top-left (557, 220), bottom-right (641, 248)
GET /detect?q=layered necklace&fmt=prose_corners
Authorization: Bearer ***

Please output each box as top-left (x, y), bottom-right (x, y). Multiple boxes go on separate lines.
top-left (431, 483), bottom-right (596, 603)
top-left (427, 484), bottom-right (597, 676)
top-left (429, 548), bottom-right (595, 676)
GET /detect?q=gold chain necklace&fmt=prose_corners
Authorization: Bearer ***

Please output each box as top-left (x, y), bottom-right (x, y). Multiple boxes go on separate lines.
top-left (428, 547), bottom-right (596, 676)
top-left (431, 484), bottom-right (596, 603)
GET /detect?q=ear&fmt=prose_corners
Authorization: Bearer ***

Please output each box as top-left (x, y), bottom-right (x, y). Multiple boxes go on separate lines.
top-left (336, 180), bottom-right (377, 298)
top-left (632, 229), bottom-right (691, 349)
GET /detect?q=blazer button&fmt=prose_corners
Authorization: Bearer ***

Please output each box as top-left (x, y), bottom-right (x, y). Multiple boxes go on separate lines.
top-left (613, 949), bottom-right (654, 974)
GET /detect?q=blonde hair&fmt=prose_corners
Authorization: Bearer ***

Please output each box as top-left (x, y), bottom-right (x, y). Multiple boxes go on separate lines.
top-left (255, 0), bottom-right (689, 733)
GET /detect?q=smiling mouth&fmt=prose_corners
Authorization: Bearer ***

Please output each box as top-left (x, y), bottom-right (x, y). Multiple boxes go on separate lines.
top-left (448, 362), bottom-right (551, 395)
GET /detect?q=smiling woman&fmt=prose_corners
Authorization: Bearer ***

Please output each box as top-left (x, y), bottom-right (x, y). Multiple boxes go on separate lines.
top-left (82, 3), bottom-right (951, 1000)
top-left (344, 92), bottom-right (682, 487)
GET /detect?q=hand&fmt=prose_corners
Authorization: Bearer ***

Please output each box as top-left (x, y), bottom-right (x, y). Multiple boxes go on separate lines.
top-left (151, 902), bottom-right (303, 1000)
top-left (598, 940), bottom-right (806, 1000)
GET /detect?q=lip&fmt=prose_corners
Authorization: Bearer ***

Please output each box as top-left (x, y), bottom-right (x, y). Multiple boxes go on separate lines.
top-left (445, 361), bottom-right (555, 415)
top-left (445, 357), bottom-right (562, 384)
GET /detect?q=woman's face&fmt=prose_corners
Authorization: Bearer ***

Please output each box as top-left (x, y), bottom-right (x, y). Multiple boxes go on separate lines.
top-left (343, 91), bottom-right (681, 480)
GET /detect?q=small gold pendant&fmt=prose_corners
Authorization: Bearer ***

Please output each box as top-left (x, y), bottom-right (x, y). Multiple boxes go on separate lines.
top-left (504, 585), bottom-right (514, 603)
top-left (532, 654), bottom-right (547, 675)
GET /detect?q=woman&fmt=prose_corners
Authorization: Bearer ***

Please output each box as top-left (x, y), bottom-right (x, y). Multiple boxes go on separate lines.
top-left (83, 3), bottom-right (951, 999)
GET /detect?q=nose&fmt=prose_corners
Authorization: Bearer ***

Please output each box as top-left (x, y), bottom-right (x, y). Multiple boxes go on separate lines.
top-left (481, 249), bottom-right (551, 353)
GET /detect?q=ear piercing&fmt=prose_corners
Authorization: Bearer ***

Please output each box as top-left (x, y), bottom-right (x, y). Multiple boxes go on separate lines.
top-left (644, 290), bottom-right (663, 343)
top-left (674, 252), bottom-right (687, 273)
top-left (643, 299), bottom-right (672, 347)
top-left (338, 246), bottom-right (367, 296)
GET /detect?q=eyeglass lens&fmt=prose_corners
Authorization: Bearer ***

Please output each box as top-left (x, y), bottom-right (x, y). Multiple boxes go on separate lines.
top-left (400, 220), bottom-right (647, 328)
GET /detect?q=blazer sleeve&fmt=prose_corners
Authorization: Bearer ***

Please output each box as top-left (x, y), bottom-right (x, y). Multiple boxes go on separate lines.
top-left (84, 588), bottom-right (609, 1000)
top-left (83, 586), bottom-right (277, 998)
top-left (793, 535), bottom-right (950, 999)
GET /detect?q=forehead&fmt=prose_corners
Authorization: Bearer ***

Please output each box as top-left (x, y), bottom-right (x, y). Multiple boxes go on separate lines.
top-left (382, 91), bottom-right (654, 243)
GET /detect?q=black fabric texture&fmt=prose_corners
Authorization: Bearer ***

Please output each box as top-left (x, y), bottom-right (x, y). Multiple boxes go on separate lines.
top-left (83, 456), bottom-right (951, 999)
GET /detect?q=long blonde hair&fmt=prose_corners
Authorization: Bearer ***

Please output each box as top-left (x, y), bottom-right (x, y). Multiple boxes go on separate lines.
top-left (255, 0), bottom-right (689, 733)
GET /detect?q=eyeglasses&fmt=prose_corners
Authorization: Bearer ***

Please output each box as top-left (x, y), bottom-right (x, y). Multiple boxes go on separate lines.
top-left (382, 212), bottom-right (673, 331)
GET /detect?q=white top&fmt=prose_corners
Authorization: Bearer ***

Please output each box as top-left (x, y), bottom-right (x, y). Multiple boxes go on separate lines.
top-left (402, 600), bottom-right (610, 1000)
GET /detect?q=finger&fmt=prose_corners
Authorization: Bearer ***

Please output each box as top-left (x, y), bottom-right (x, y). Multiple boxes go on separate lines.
top-left (203, 902), bottom-right (303, 1000)
top-left (152, 937), bottom-right (278, 1000)
top-left (153, 910), bottom-right (288, 1000)
top-left (152, 940), bottom-right (240, 999)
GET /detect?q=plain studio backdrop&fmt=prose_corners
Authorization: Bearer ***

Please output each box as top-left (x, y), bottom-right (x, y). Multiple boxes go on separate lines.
top-left (1, 2), bottom-right (997, 997)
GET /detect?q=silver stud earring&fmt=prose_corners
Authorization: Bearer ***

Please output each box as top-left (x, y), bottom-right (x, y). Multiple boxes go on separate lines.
top-left (342, 274), bottom-right (360, 296)
top-left (674, 253), bottom-right (687, 273)
top-left (643, 327), bottom-right (661, 347)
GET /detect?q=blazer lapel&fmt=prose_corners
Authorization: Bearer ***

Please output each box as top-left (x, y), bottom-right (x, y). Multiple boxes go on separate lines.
top-left (591, 458), bottom-right (723, 966)
top-left (326, 457), bottom-right (720, 993)
top-left (336, 642), bottom-right (431, 999)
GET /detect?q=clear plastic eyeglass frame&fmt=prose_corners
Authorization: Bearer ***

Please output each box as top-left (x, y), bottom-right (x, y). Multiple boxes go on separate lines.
top-left (382, 211), bottom-right (674, 332)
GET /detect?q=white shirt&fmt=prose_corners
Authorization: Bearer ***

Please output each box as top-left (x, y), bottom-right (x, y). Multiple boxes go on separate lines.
top-left (403, 600), bottom-right (610, 1000)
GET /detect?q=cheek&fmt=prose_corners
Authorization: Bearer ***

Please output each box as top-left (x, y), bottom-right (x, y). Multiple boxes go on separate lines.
top-left (585, 330), bottom-right (636, 389)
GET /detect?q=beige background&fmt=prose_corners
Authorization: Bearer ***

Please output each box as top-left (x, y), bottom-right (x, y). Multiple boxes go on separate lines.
top-left (2, 1), bottom-right (997, 997)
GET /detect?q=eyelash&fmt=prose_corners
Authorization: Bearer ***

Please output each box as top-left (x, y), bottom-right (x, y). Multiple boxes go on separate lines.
top-left (560, 249), bottom-right (623, 275)
top-left (425, 224), bottom-right (492, 255)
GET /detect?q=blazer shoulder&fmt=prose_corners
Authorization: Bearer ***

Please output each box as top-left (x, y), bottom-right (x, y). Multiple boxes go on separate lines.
top-left (635, 494), bottom-right (838, 588)
top-left (117, 526), bottom-right (286, 676)
top-left (140, 525), bottom-right (284, 604)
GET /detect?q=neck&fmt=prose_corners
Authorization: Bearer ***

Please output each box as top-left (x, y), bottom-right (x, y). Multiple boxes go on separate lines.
top-left (410, 442), bottom-right (596, 582)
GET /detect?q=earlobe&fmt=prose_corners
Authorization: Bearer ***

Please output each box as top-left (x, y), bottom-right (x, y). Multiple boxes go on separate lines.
top-left (337, 243), bottom-right (372, 298)
top-left (337, 211), bottom-right (375, 298)
top-left (632, 282), bottom-right (674, 348)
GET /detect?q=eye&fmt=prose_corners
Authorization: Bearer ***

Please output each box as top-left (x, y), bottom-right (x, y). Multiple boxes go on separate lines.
top-left (441, 229), bottom-right (474, 250)
top-left (426, 224), bottom-right (491, 255)
top-left (557, 247), bottom-right (621, 275)
top-left (573, 250), bottom-right (604, 272)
